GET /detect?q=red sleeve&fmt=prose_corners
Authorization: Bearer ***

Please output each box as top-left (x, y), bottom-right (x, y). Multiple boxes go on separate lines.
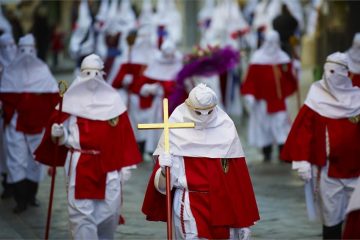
top-left (34, 110), bottom-right (70, 167)
top-left (280, 105), bottom-right (326, 166)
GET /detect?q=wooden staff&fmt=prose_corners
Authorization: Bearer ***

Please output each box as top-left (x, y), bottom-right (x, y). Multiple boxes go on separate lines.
top-left (45, 80), bottom-right (68, 240)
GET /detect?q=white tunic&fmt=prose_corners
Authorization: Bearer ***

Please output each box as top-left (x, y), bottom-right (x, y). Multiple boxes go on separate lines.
top-left (62, 116), bottom-right (122, 240)
top-left (4, 113), bottom-right (45, 183)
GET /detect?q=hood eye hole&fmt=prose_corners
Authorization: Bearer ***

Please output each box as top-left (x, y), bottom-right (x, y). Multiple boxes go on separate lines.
top-left (87, 71), bottom-right (90, 75)
top-left (208, 110), bottom-right (213, 114)
top-left (195, 111), bottom-right (201, 115)
top-left (330, 69), bottom-right (335, 74)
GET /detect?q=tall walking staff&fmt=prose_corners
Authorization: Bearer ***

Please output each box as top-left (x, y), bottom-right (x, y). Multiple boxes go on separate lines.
top-left (44, 80), bottom-right (68, 240)
top-left (138, 98), bottom-right (194, 240)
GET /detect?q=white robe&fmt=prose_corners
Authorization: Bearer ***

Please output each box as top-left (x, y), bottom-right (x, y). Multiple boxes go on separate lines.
top-left (4, 113), bottom-right (45, 183)
top-left (244, 97), bottom-right (291, 147)
top-left (62, 116), bottom-right (122, 240)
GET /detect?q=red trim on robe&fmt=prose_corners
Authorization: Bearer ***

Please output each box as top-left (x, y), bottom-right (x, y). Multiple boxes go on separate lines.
top-left (112, 63), bottom-right (147, 92)
top-left (142, 157), bottom-right (260, 239)
top-left (133, 75), bottom-right (176, 109)
top-left (350, 72), bottom-right (360, 88)
top-left (343, 210), bottom-right (360, 239)
top-left (35, 110), bottom-right (142, 200)
top-left (241, 63), bottom-right (298, 113)
top-left (280, 105), bottom-right (360, 178)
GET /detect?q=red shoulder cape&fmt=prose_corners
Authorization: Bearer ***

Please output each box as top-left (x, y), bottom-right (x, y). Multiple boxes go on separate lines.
top-left (280, 105), bottom-right (360, 178)
top-left (241, 63), bottom-right (298, 113)
top-left (35, 110), bottom-right (143, 199)
top-left (142, 157), bottom-right (260, 239)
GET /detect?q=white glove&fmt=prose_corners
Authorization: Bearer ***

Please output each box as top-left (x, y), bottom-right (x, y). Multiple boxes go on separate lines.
top-left (140, 83), bottom-right (152, 97)
top-left (121, 165), bottom-right (137, 182)
top-left (51, 123), bottom-right (64, 138)
top-left (122, 74), bottom-right (133, 87)
top-left (140, 83), bottom-right (162, 97)
top-left (159, 153), bottom-right (172, 168)
top-left (239, 228), bottom-right (251, 240)
top-left (243, 95), bottom-right (256, 113)
top-left (293, 161), bottom-right (312, 181)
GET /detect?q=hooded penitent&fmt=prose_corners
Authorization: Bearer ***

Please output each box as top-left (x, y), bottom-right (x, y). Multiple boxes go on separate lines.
top-left (154, 83), bottom-right (244, 158)
top-left (305, 52), bottom-right (360, 119)
top-left (0, 34), bottom-right (59, 133)
top-left (347, 33), bottom-right (360, 87)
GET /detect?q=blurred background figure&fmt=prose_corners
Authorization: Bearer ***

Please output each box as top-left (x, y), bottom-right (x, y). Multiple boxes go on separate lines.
top-left (347, 33), bottom-right (360, 87)
top-left (241, 30), bottom-right (298, 162)
top-left (50, 23), bottom-right (64, 68)
top-left (31, 5), bottom-right (50, 62)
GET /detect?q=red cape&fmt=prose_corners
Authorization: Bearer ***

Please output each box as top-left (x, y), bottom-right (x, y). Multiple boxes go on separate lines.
top-left (0, 92), bottom-right (59, 133)
top-left (132, 75), bottom-right (176, 109)
top-left (112, 63), bottom-right (147, 92)
top-left (241, 63), bottom-right (298, 113)
top-left (142, 157), bottom-right (260, 239)
top-left (280, 105), bottom-right (360, 178)
top-left (35, 110), bottom-right (142, 199)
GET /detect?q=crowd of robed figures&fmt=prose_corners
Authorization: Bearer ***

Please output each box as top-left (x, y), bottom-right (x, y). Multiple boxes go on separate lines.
top-left (0, 0), bottom-right (359, 239)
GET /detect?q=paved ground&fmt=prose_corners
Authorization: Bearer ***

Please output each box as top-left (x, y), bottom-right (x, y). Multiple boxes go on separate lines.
top-left (0, 69), bottom-right (323, 239)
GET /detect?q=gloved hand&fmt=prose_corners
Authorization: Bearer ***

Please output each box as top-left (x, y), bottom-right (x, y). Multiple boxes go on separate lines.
top-left (122, 74), bottom-right (133, 87)
top-left (243, 95), bottom-right (256, 113)
top-left (51, 123), bottom-right (64, 138)
top-left (121, 167), bottom-right (132, 182)
top-left (159, 153), bottom-right (172, 168)
top-left (293, 161), bottom-right (312, 181)
top-left (239, 228), bottom-right (251, 240)
top-left (140, 83), bottom-right (162, 97)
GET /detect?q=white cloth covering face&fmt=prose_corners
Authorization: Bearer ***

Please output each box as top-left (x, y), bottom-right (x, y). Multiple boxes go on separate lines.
top-left (250, 30), bottom-right (290, 64)
top-left (0, 33), bottom-right (17, 67)
top-left (347, 33), bottom-right (360, 74)
top-left (305, 52), bottom-right (360, 118)
top-left (0, 34), bottom-right (58, 93)
top-left (154, 84), bottom-right (244, 158)
top-left (59, 54), bottom-right (126, 121)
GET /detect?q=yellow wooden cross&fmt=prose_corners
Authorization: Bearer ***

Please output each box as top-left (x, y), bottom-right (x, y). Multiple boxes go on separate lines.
top-left (137, 98), bottom-right (195, 154)
top-left (137, 98), bottom-right (194, 240)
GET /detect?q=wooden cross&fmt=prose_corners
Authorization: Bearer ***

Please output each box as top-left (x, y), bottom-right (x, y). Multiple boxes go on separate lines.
top-left (138, 98), bottom-right (194, 240)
